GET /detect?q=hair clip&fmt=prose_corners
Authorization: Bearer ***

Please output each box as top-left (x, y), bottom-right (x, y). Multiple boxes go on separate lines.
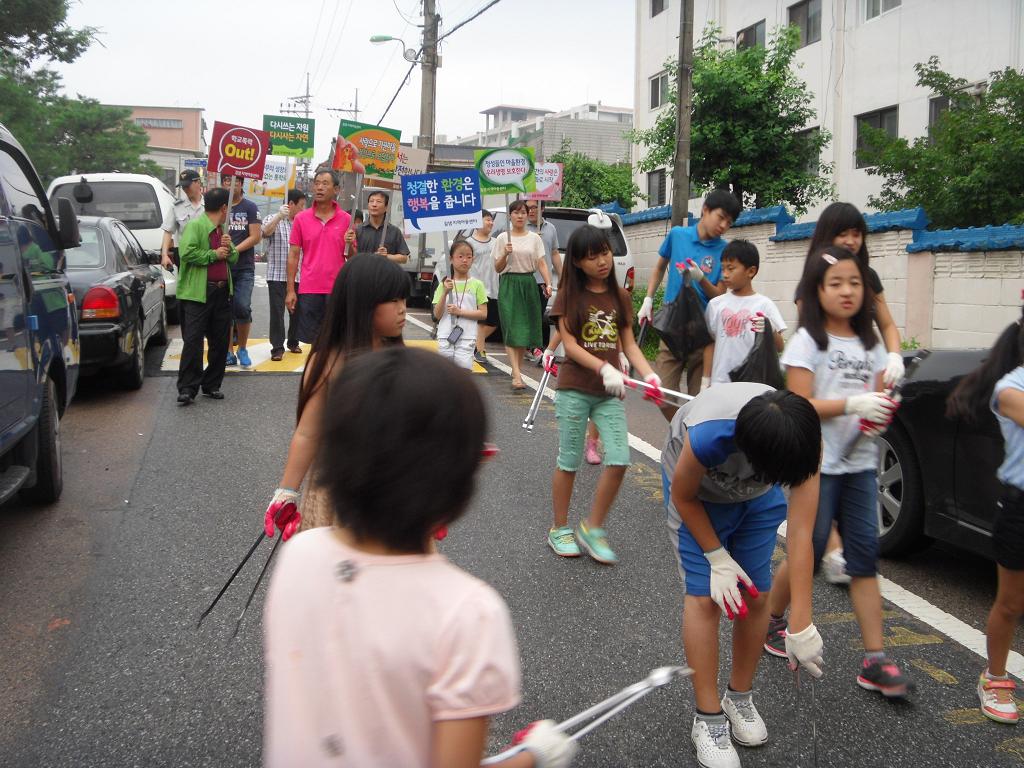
top-left (481, 443), bottom-right (500, 460)
top-left (821, 253), bottom-right (838, 265)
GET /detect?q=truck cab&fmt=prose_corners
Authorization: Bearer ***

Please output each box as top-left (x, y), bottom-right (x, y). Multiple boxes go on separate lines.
top-left (0, 123), bottom-right (81, 504)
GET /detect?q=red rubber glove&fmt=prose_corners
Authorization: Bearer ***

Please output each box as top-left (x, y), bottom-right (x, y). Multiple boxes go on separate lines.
top-left (642, 373), bottom-right (664, 407)
top-left (264, 488), bottom-right (300, 540)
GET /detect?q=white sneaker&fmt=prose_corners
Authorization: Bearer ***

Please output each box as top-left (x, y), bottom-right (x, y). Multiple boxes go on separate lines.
top-left (691, 716), bottom-right (741, 768)
top-left (822, 549), bottom-right (852, 585)
top-left (721, 694), bottom-right (768, 747)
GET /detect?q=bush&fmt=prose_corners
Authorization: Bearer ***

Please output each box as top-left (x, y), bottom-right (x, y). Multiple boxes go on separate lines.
top-left (632, 287), bottom-right (664, 360)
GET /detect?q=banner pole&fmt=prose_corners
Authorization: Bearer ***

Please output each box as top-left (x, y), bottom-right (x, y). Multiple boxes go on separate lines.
top-left (350, 173), bottom-right (363, 258)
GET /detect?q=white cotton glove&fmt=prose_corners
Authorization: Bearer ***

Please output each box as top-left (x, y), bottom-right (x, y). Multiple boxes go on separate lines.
top-left (619, 352), bottom-right (630, 375)
top-left (705, 547), bottom-right (757, 620)
top-left (638, 295), bottom-right (654, 324)
top-left (685, 258), bottom-right (704, 283)
top-left (749, 312), bottom-right (765, 334)
top-left (700, 376), bottom-right (711, 394)
top-left (785, 623), bottom-right (824, 678)
top-left (844, 392), bottom-right (898, 423)
top-left (858, 393), bottom-right (902, 438)
top-left (278, 204), bottom-right (289, 217)
top-left (599, 363), bottom-right (625, 398)
top-left (883, 352), bottom-right (905, 389)
top-left (541, 348), bottom-right (557, 374)
top-left (521, 720), bottom-right (578, 768)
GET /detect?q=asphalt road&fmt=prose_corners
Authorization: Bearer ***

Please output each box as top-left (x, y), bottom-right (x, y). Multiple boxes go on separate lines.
top-left (1, 271), bottom-right (1022, 767)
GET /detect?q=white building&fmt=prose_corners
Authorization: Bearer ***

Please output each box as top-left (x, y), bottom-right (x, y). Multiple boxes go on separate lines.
top-left (633, 0), bottom-right (1024, 218)
top-left (455, 102), bottom-right (634, 165)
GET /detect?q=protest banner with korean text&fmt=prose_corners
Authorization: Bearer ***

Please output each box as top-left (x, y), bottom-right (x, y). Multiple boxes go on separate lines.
top-left (208, 121), bottom-right (270, 180)
top-left (245, 156), bottom-right (295, 198)
top-left (402, 170), bottom-right (482, 234)
top-left (526, 162), bottom-right (563, 201)
top-left (396, 145), bottom-right (430, 179)
top-left (474, 147), bottom-right (536, 195)
top-left (263, 115), bottom-right (315, 159)
top-left (333, 120), bottom-right (402, 185)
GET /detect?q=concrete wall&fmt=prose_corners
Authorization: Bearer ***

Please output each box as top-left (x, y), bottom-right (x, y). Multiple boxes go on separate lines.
top-left (538, 117), bottom-right (633, 165)
top-left (626, 219), bottom-right (1024, 350)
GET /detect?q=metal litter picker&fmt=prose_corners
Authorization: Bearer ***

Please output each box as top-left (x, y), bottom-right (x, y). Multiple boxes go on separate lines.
top-left (481, 666), bottom-right (693, 764)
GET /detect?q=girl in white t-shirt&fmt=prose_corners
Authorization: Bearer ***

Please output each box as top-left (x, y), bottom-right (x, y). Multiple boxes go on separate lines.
top-left (264, 347), bottom-right (576, 768)
top-left (434, 240), bottom-right (488, 370)
top-left (766, 246), bottom-right (915, 698)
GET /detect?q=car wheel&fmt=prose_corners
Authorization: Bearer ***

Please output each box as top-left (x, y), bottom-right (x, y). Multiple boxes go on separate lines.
top-left (20, 376), bottom-right (62, 504)
top-left (150, 299), bottom-right (168, 346)
top-left (166, 297), bottom-right (179, 325)
top-left (876, 424), bottom-right (928, 556)
top-left (121, 320), bottom-right (145, 390)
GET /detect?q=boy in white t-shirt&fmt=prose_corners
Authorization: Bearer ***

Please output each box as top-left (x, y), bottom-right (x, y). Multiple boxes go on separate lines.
top-left (702, 240), bottom-right (786, 390)
top-left (433, 240), bottom-right (488, 370)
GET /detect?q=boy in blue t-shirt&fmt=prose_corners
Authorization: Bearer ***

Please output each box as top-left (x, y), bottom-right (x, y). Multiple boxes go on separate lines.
top-left (662, 383), bottom-right (824, 766)
top-left (638, 190), bottom-right (742, 418)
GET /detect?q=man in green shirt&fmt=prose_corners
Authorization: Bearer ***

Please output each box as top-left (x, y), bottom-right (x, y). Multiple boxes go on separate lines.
top-left (176, 187), bottom-right (238, 406)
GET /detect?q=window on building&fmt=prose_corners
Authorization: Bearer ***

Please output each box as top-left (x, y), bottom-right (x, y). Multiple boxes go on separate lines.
top-left (866, 0), bottom-right (901, 20)
top-left (648, 169), bottom-right (667, 207)
top-left (651, 0), bottom-right (666, 17)
top-left (650, 71), bottom-right (670, 110)
top-left (788, 0), bottom-right (821, 47)
top-left (135, 117), bottom-right (184, 129)
top-left (795, 127), bottom-right (821, 175)
top-left (927, 96), bottom-right (950, 142)
top-left (855, 106), bottom-right (898, 168)
top-left (736, 19), bottom-right (766, 50)
top-left (588, 105), bottom-right (597, 112)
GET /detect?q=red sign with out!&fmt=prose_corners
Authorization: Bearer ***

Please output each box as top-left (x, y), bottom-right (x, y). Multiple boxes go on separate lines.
top-left (208, 121), bottom-right (270, 180)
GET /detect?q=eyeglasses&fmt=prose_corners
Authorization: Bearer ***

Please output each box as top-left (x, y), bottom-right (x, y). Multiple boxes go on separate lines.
top-left (526, 206), bottom-right (538, 211)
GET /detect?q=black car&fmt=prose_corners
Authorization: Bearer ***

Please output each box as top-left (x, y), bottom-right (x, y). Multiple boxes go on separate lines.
top-left (66, 216), bottom-right (167, 389)
top-left (877, 348), bottom-right (1002, 559)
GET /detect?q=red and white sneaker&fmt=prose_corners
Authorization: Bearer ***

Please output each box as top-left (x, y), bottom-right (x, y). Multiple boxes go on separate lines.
top-left (857, 656), bottom-right (914, 698)
top-left (978, 671), bottom-right (1019, 724)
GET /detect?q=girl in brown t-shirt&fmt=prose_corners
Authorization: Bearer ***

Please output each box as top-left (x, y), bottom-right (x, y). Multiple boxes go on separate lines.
top-left (546, 225), bottom-right (660, 564)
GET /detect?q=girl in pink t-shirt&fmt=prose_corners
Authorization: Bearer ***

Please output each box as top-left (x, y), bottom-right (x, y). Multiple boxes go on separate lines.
top-left (264, 347), bottom-right (576, 768)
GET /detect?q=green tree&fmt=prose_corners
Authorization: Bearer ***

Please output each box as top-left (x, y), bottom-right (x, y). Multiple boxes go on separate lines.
top-left (0, 1), bottom-right (157, 183)
top-left (629, 25), bottom-right (832, 215)
top-left (548, 140), bottom-right (642, 209)
top-left (859, 57), bottom-right (1024, 228)
top-left (0, 0), bottom-right (95, 66)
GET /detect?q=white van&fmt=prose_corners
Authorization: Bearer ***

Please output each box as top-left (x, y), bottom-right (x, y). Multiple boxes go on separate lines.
top-left (47, 173), bottom-right (179, 321)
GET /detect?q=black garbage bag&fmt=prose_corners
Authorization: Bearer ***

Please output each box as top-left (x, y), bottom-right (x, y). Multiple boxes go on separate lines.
top-left (729, 316), bottom-right (785, 390)
top-left (652, 273), bottom-right (712, 360)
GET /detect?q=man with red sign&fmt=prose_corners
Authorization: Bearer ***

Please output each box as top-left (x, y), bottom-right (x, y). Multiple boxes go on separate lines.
top-left (286, 168), bottom-right (355, 342)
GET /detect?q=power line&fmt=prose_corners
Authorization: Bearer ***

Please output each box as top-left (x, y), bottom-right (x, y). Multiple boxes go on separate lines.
top-left (392, 0), bottom-right (420, 26)
top-left (313, 0), bottom-right (356, 94)
top-left (438, 0), bottom-right (502, 42)
top-left (309, 0), bottom-right (345, 87)
top-left (375, 0), bottom-right (502, 125)
top-left (300, 0), bottom-right (328, 92)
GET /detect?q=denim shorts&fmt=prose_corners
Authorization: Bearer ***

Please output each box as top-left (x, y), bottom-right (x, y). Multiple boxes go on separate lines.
top-left (813, 471), bottom-right (879, 577)
top-left (555, 389), bottom-right (630, 471)
top-left (230, 266), bottom-right (255, 322)
top-left (666, 481), bottom-right (787, 596)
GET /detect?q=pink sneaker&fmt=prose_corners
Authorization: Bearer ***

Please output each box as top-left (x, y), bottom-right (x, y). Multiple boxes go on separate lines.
top-left (584, 437), bottom-right (602, 465)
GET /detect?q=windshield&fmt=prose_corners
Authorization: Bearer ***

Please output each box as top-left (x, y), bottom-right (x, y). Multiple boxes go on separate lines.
top-left (65, 226), bottom-right (104, 268)
top-left (489, 212), bottom-right (628, 257)
top-left (50, 181), bottom-right (163, 230)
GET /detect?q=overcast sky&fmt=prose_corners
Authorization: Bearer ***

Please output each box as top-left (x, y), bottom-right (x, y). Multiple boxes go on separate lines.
top-left (55, 0), bottom-right (635, 160)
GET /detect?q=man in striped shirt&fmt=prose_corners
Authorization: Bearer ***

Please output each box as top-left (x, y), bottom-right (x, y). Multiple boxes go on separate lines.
top-left (262, 189), bottom-right (307, 360)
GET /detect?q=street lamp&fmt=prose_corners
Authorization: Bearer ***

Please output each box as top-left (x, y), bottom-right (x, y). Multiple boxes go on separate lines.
top-left (369, 35), bottom-right (420, 63)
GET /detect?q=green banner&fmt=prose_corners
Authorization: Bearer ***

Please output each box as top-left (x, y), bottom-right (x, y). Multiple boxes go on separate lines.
top-left (474, 147), bottom-right (536, 194)
top-left (263, 115), bottom-right (315, 159)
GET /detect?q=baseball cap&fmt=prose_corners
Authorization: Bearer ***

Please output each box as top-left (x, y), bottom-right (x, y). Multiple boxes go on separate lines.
top-left (178, 169), bottom-right (202, 187)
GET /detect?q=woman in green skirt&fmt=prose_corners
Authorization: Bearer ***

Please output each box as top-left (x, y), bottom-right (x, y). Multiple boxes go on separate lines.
top-left (493, 199), bottom-right (552, 389)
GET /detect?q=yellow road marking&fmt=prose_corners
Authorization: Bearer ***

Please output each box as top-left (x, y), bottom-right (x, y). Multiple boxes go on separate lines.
top-left (817, 610), bottom-right (900, 626)
top-left (945, 703), bottom-right (1024, 725)
top-left (997, 737), bottom-right (1024, 761)
top-left (910, 659), bottom-right (958, 684)
top-left (849, 625), bottom-right (944, 649)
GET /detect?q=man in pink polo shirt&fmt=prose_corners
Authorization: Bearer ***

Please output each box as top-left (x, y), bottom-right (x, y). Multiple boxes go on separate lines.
top-left (286, 168), bottom-right (356, 343)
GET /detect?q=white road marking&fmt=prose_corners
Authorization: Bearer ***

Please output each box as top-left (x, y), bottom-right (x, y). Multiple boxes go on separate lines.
top-left (410, 313), bottom-right (1024, 682)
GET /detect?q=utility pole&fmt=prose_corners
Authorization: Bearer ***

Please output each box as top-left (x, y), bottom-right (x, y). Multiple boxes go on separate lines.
top-left (419, 0), bottom-right (440, 166)
top-left (281, 72), bottom-right (314, 187)
top-left (670, 0), bottom-right (694, 226)
top-left (326, 89), bottom-right (360, 122)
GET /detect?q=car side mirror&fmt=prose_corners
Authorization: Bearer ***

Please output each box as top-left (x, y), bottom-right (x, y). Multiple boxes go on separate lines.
top-left (56, 197), bottom-right (81, 249)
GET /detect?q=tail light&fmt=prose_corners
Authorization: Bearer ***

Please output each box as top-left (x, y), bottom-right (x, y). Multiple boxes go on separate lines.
top-left (81, 286), bottom-right (120, 319)
top-left (625, 267), bottom-right (635, 292)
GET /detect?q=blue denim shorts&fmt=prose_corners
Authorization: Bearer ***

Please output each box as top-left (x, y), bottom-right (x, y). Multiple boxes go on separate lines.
top-left (230, 266), bottom-right (255, 322)
top-left (666, 482), bottom-right (787, 596)
top-left (813, 471), bottom-right (879, 577)
top-left (555, 389), bottom-right (630, 471)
